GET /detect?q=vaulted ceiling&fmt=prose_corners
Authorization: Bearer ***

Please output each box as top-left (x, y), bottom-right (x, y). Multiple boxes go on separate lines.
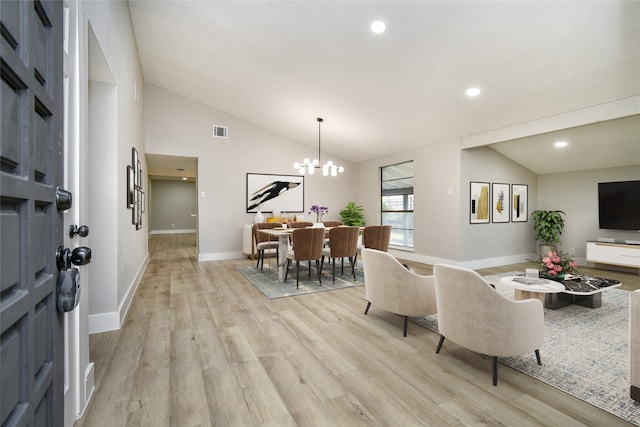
top-left (129, 1), bottom-right (640, 176)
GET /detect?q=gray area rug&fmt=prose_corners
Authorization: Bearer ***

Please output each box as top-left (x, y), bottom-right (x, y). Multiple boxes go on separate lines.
top-left (411, 271), bottom-right (640, 426)
top-left (236, 260), bottom-right (364, 299)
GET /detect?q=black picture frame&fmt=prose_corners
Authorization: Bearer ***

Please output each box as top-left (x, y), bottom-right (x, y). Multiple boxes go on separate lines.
top-left (492, 183), bottom-right (510, 223)
top-left (470, 181), bottom-right (490, 224)
top-left (246, 173), bottom-right (304, 213)
top-left (511, 184), bottom-right (528, 222)
top-left (127, 165), bottom-right (135, 208)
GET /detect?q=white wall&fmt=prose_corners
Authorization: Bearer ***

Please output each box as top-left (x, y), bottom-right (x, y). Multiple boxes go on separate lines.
top-left (84, 1), bottom-right (147, 333)
top-left (149, 180), bottom-right (197, 232)
top-left (538, 165), bottom-right (640, 260)
top-left (460, 146), bottom-right (538, 263)
top-left (143, 83), bottom-right (358, 260)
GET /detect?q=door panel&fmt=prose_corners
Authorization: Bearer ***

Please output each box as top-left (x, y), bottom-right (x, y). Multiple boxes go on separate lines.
top-left (1, 1), bottom-right (64, 426)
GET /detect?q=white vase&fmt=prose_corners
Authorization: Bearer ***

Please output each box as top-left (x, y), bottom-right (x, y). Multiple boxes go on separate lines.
top-left (254, 208), bottom-right (264, 224)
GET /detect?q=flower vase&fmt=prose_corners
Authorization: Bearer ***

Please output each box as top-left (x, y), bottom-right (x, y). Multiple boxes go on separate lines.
top-left (254, 208), bottom-right (264, 224)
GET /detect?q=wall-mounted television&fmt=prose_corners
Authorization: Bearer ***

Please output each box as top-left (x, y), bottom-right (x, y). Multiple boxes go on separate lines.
top-left (598, 180), bottom-right (640, 230)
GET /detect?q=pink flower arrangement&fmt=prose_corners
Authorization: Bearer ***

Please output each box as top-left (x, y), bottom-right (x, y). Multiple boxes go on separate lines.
top-left (540, 250), bottom-right (578, 277)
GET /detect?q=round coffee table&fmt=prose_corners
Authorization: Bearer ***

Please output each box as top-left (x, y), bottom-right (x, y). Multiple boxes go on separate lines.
top-left (499, 276), bottom-right (565, 304)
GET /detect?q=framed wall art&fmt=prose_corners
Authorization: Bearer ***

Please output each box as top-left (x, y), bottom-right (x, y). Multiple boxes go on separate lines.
top-left (492, 183), bottom-right (510, 223)
top-left (246, 173), bottom-right (304, 213)
top-left (127, 165), bottom-right (135, 208)
top-left (470, 181), bottom-right (490, 224)
top-left (511, 184), bottom-right (528, 222)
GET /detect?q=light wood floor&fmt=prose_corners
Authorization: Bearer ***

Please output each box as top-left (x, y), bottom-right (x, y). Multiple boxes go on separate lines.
top-left (74, 234), bottom-right (638, 426)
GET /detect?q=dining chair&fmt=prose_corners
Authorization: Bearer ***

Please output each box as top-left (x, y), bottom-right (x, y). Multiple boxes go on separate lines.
top-left (321, 220), bottom-right (343, 246)
top-left (320, 226), bottom-right (359, 282)
top-left (285, 227), bottom-right (325, 289)
top-left (252, 222), bottom-right (282, 271)
top-left (322, 220), bottom-right (343, 227)
top-left (287, 221), bottom-right (313, 229)
top-left (354, 225), bottom-right (392, 267)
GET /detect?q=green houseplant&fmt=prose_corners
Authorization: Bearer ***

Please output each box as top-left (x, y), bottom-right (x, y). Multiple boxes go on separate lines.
top-left (339, 202), bottom-right (365, 226)
top-left (532, 210), bottom-right (565, 251)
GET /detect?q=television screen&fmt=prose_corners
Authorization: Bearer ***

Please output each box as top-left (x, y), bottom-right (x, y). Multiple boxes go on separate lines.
top-left (598, 180), bottom-right (640, 230)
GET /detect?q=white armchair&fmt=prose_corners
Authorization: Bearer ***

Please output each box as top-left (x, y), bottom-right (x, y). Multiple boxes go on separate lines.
top-left (631, 290), bottom-right (640, 402)
top-left (362, 248), bottom-right (437, 336)
top-left (433, 264), bottom-right (544, 386)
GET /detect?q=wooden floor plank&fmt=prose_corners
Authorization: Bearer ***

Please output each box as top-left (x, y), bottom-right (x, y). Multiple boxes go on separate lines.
top-left (74, 234), bottom-right (638, 427)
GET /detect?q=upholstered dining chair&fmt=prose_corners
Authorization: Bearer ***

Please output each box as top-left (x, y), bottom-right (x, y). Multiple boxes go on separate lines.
top-left (433, 264), bottom-right (544, 386)
top-left (362, 248), bottom-right (437, 336)
top-left (321, 226), bottom-right (359, 283)
top-left (252, 222), bottom-right (282, 271)
top-left (322, 220), bottom-right (343, 227)
top-left (354, 225), bottom-right (392, 266)
top-left (285, 227), bottom-right (325, 289)
top-left (287, 221), bottom-right (313, 229)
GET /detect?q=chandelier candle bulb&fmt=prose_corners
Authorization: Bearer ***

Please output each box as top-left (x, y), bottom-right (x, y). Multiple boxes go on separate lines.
top-left (294, 118), bottom-right (344, 177)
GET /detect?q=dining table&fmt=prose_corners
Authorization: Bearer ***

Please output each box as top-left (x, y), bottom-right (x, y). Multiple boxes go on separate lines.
top-left (258, 226), bottom-right (363, 283)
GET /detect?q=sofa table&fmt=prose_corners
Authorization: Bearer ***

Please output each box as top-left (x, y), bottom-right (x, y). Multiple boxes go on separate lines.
top-left (500, 275), bottom-right (622, 309)
top-left (499, 276), bottom-right (565, 306)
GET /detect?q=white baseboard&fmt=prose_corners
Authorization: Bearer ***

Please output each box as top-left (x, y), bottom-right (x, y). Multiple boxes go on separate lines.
top-left (390, 249), bottom-right (537, 270)
top-left (88, 253), bottom-right (149, 334)
top-left (78, 362), bottom-right (94, 420)
top-left (198, 251), bottom-right (245, 262)
top-left (149, 229), bottom-right (196, 235)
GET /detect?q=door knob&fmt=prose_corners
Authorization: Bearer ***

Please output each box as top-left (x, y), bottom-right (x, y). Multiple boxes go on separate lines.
top-left (69, 225), bottom-right (89, 238)
top-left (56, 245), bottom-right (92, 271)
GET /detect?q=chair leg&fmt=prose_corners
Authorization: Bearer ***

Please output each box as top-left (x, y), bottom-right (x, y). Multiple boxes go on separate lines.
top-left (315, 260), bottom-right (322, 285)
top-left (296, 260), bottom-right (300, 289)
top-left (332, 257), bottom-right (336, 283)
top-left (341, 257), bottom-right (344, 275)
top-left (364, 301), bottom-right (371, 315)
top-left (492, 356), bottom-right (498, 386)
top-left (436, 335), bottom-right (446, 353)
top-left (535, 349), bottom-right (542, 365)
top-left (285, 259), bottom-right (291, 281)
top-left (403, 316), bottom-right (408, 337)
top-left (350, 256), bottom-right (356, 281)
top-left (256, 249), bottom-right (261, 269)
top-left (308, 261), bottom-right (311, 279)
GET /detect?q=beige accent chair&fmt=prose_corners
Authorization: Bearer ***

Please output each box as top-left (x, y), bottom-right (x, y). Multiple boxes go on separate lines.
top-left (252, 222), bottom-right (282, 271)
top-left (433, 264), bottom-right (544, 386)
top-left (361, 248), bottom-right (437, 337)
top-left (285, 227), bottom-right (325, 289)
top-left (321, 226), bottom-right (359, 282)
top-left (631, 290), bottom-right (640, 402)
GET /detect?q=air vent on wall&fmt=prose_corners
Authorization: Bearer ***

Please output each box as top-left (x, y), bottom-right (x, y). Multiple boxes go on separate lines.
top-left (213, 125), bottom-right (228, 138)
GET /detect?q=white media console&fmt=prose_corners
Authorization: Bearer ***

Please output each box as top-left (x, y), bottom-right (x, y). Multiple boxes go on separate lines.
top-left (586, 241), bottom-right (640, 275)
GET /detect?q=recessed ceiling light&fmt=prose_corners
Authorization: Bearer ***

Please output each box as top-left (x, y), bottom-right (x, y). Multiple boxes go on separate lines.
top-left (554, 141), bottom-right (568, 148)
top-left (371, 21), bottom-right (386, 34)
top-left (466, 87), bottom-right (481, 97)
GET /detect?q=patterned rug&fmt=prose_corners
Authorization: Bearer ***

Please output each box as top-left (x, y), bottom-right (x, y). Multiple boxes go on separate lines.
top-left (410, 271), bottom-right (640, 426)
top-left (236, 260), bottom-right (364, 299)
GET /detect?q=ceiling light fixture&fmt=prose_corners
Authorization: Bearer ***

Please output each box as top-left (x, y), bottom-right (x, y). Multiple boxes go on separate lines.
top-left (294, 118), bottom-right (344, 176)
top-left (371, 20), bottom-right (386, 34)
top-left (466, 87), bottom-right (481, 97)
top-left (554, 141), bottom-right (568, 148)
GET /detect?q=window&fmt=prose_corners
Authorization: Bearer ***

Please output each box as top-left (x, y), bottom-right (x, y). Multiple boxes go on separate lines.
top-left (381, 161), bottom-right (414, 248)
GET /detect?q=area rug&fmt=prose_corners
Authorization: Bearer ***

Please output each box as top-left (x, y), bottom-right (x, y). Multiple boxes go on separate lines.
top-left (410, 271), bottom-right (639, 426)
top-left (236, 261), bottom-right (364, 299)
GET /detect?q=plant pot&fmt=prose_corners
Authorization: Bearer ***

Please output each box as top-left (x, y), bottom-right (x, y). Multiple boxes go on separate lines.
top-left (539, 245), bottom-right (552, 257)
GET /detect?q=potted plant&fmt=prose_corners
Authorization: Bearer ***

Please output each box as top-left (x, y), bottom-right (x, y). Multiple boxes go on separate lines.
top-left (339, 202), bottom-right (365, 226)
top-left (532, 210), bottom-right (565, 254)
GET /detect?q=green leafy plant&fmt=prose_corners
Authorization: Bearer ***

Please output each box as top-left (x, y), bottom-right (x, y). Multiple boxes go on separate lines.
top-left (339, 202), bottom-right (365, 226)
top-left (532, 210), bottom-right (565, 249)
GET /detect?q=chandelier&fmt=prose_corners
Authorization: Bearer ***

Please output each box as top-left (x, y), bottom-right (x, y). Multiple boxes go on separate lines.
top-left (294, 118), bottom-right (344, 176)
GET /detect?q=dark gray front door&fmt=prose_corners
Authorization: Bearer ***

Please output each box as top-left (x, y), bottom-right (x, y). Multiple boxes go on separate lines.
top-left (1, 1), bottom-right (64, 425)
